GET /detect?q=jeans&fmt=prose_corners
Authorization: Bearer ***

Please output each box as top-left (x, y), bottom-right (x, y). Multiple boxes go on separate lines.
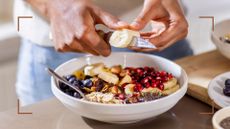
top-left (16, 39), bottom-right (193, 105)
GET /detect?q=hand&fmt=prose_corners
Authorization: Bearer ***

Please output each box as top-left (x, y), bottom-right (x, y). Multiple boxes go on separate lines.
top-left (27, 0), bottom-right (128, 56)
top-left (129, 0), bottom-right (188, 52)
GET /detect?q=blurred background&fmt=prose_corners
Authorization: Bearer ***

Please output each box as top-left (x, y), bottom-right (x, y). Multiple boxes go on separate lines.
top-left (0, 0), bottom-right (229, 112)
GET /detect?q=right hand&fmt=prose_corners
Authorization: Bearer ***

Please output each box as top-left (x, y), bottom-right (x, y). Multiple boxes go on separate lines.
top-left (48, 0), bottom-right (128, 56)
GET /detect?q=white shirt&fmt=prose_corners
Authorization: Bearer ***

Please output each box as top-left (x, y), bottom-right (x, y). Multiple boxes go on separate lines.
top-left (14, 0), bottom-right (53, 46)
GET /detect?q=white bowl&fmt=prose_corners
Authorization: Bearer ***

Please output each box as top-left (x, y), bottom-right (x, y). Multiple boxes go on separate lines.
top-left (211, 19), bottom-right (230, 59)
top-left (212, 107), bottom-right (230, 129)
top-left (208, 72), bottom-right (230, 108)
top-left (51, 52), bottom-right (188, 124)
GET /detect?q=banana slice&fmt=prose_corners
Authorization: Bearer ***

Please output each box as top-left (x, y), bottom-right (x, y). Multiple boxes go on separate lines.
top-left (163, 78), bottom-right (177, 90)
top-left (142, 87), bottom-right (162, 94)
top-left (109, 29), bottom-right (140, 48)
top-left (98, 71), bottom-right (119, 84)
top-left (124, 84), bottom-right (135, 95)
top-left (119, 74), bottom-right (132, 86)
top-left (89, 63), bottom-right (105, 76)
top-left (162, 84), bottom-right (179, 95)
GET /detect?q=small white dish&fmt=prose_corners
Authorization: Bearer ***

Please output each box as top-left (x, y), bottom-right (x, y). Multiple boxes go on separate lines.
top-left (212, 106), bottom-right (230, 129)
top-left (211, 19), bottom-right (230, 59)
top-left (51, 52), bottom-right (188, 124)
top-left (208, 72), bottom-right (230, 108)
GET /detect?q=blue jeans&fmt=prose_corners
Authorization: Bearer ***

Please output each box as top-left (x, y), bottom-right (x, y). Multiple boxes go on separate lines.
top-left (16, 39), bottom-right (193, 105)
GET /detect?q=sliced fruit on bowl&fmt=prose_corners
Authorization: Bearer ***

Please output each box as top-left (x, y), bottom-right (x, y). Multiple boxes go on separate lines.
top-left (98, 71), bottom-right (119, 85)
top-left (119, 74), bottom-right (132, 86)
top-left (124, 84), bottom-right (135, 95)
top-left (87, 63), bottom-right (105, 76)
top-left (164, 78), bottom-right (178, 90)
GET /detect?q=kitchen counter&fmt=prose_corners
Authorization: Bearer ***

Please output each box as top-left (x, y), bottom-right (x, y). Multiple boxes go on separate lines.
top-left (0, 95), bottom-right (213, 129)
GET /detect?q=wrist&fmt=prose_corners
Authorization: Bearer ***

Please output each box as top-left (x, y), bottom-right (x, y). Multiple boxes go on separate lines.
top-left (26, 0), bottom-right (50, 18)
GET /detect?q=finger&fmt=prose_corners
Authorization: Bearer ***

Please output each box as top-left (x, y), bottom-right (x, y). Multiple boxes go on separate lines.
top-left (67, 39), bottom-right (99, 56)
top-left (130, 1), bottom-right (168, 30)
top-left (74, 10), bottom-right (111, 56)
top-left (91, 8), bottom-right (129, 29)
top-left (148, 21), bottom-right (188, 48)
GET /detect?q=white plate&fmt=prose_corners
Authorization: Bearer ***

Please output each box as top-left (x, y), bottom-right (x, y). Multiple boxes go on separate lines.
top-left (208, 72), bottom-right (230, 108)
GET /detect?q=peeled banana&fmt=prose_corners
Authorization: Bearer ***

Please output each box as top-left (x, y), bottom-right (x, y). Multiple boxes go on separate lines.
top-left (109, 29), bottom-right (140, 48)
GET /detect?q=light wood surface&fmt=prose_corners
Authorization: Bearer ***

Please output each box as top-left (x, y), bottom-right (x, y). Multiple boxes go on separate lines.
top-left (175, 50), bottom-right (230, 108)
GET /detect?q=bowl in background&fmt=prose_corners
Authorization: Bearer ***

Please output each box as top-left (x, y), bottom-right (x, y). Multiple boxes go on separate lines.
top-left (211, 19), bottom-right (230, 59)
top-left (212, 106), bottom-right (230, 129)
top-left (51, 52), bottom-right (188, 124)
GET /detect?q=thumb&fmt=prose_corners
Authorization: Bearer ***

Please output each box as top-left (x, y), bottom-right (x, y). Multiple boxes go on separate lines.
top-left (130, 1), bottom-right (168, 30)
top-left (94, 9), bottom-right (129, 30)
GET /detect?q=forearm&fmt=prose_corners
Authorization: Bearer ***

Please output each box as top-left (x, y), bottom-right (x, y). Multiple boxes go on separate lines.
top-left (161, 0), bottom-right (185, 17)
top-left (25, 0), bottom-right (50, 18)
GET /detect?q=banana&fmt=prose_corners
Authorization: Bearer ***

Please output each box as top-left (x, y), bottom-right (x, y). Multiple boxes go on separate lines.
top-left (162, 84), bottom-right (180, 95)
top-left (109, 29), bottom-right (140, 48)
top-left (124, 84), bottom-right (135, 95)
top-left (142, 87), bottom-right (162, 94)
top-left (98, 71), bottom-right (119, 85)
top-left (163, 78), bottom-right (177, 90)
top-left (88, 63), bottom-right (105, 76)
top-left (119, 74), bottom-right (132, 86)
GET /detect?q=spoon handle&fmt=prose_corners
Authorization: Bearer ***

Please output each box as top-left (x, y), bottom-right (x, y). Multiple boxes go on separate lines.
top-left (46, 68), bottom-right (86, 99)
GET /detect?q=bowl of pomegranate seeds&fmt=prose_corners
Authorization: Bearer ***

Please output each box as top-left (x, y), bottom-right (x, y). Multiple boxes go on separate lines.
top-left (51, 52), bottom-right (188, 124)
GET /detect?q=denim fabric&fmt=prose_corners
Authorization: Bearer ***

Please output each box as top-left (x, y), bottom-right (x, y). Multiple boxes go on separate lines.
top-left (16, 39), bottom-right (193, 105)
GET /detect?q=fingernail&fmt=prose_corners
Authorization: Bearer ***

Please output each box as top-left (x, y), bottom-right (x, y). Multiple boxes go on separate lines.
top-left (117, 21), bottom-right (129, 27)
top-left (130, 22), bottom-right (140, 29)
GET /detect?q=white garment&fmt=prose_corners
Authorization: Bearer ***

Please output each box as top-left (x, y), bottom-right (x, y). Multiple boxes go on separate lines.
top-left (14, 0), bottom-right (53, 46)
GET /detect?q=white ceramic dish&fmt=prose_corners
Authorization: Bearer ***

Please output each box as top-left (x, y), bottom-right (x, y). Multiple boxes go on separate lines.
top-left (211, 19), bottom-right (230, 59)
top-left (51, 52), bottom-right (188, 124)
top-left (208, 72), bottom-right (230, 108)
top-left (212, 106), bottom-right (230, 129)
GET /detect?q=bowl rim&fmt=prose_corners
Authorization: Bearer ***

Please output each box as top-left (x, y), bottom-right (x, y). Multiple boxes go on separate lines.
top-left (212, 106), bottom-right (230, 129)
top-left (51, 52), bottom-right (188, 107)
top-left (208, 71), bottom-right (230, 108)
top-left (211, 19), bottom-right (230, 44)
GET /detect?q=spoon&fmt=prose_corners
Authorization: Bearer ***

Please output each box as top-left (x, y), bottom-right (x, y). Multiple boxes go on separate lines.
top-left (46, 68), bottom-right (86, 99)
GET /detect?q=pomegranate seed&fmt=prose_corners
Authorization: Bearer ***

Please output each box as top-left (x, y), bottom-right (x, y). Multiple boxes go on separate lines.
top-left (160, 71), bottom-right (167, 76)
top-left (134, 83), bottom-right (142, 92)
top-left (144, 66), bottom-right (149, 71)
top-left (142, 77), bottom-right (150, 83)
top-left (136, 68), bottom-right (143, 73)
top-left (156, 77), bottom-right (161, 80)
top-left (151, 83), bottom-right (157, 88)
top-left (145, 82), bottom-right (151, 88)
top-left (168, 73), bottom-right (173, 79)
top-left (158, 84), bottom-right (164, 90)
top-left (147, 76), bottom-right (153, 80)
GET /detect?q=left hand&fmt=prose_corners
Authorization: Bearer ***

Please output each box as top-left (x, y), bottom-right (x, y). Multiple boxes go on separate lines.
top-left (129, 0), bottom-right (188, 52)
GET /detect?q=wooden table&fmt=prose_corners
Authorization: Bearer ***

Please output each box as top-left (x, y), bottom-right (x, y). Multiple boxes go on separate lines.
top-left (176, 50), bottom-right (230, 108)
